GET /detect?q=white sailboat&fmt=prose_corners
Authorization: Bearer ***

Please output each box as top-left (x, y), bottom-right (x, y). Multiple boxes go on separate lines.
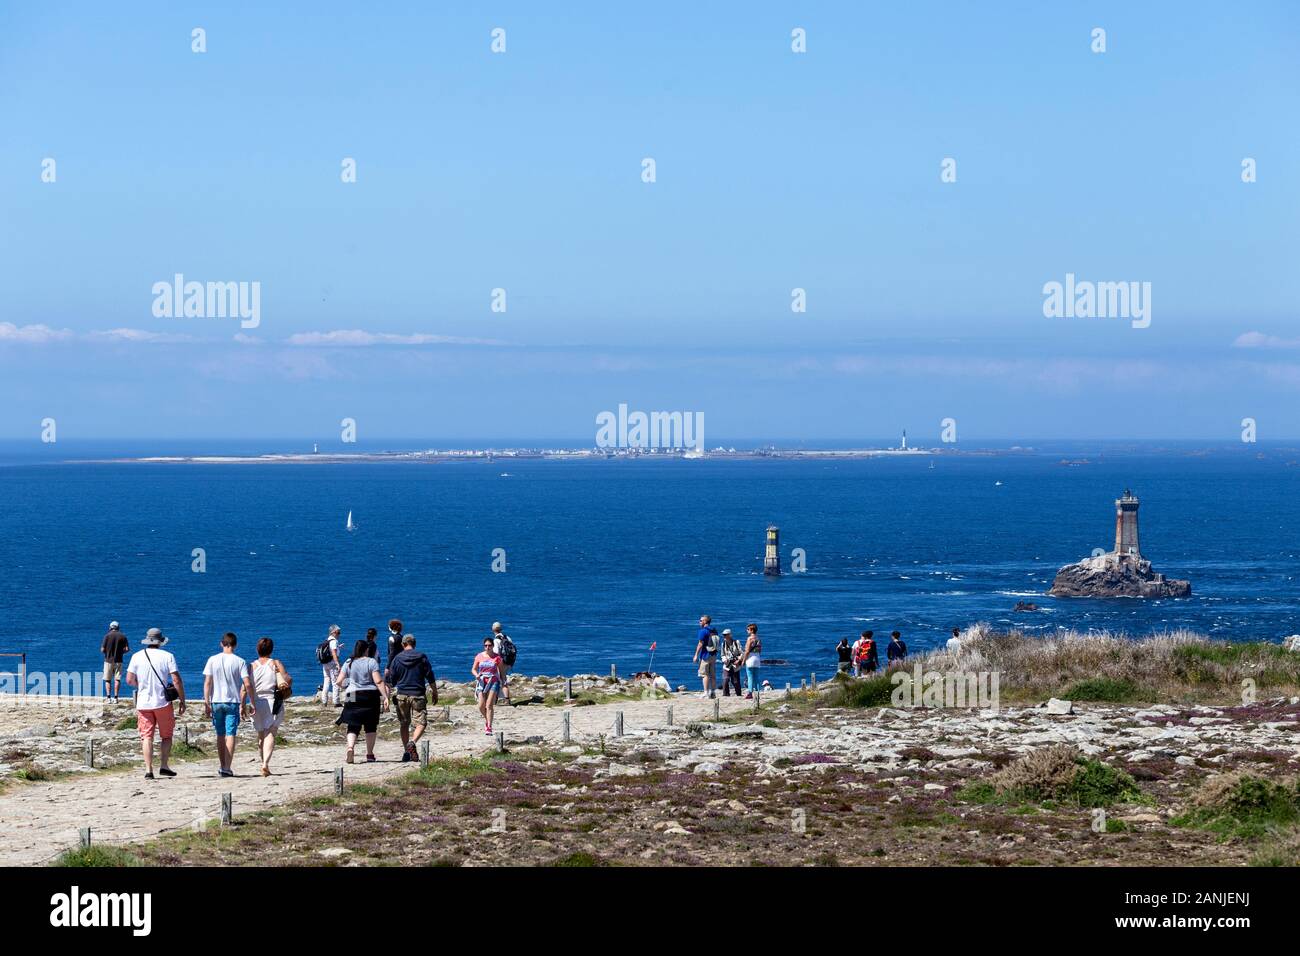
top-left (346, 510), bottom-right (356, 532)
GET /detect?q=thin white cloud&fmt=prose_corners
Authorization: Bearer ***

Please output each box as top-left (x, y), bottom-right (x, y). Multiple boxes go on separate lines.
top-left (284, 329), bottom-right (506, 347)
top-left (1232, 331), bottom-right (1300, 350)
top-left (0, 322), bottom-right (74, 343)
top-left (86, 328), bottom-right (201, 344)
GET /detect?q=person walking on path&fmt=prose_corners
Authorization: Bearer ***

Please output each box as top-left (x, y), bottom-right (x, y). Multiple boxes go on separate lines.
top-left (203, 632), bottom-right (253, 778)
top-left (317, 624), bottom-right (342, 706)
top-left (364, 628), bottom-right (379, 660)
top-left (887, 631), bottom-right (908, 665)
top-left (693, 615), bottom-right (718, 699)
top-left (720, 628), bottom-right (743, 697)
top-left (491, 622), bottom-right (516, 703)
top-left (124, 628), bottom-right (186, 780)
top-left (336, 639), bottom-right (391, 763)
top-left (100, 621), bottom-right (129, 700)
top-left (385, 634), bottom-right (438, 762)
top-left (472, 638), bottom-right (503, 736)
top-left (250, 637), bottom-right (291, 776)
top-left (386, 619), bottom-right (403, 669)
top-left (739, 623), bottom-right (762, 699)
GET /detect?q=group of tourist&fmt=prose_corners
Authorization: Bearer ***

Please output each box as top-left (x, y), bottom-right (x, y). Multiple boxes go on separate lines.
top-left (110, 626), bottom-right (291, 781)
top-left (102, 612), bottom-right (958, 781)
top-left (835, 630), bottom-right (909, 676)
top-left (101, 617), bottom-right (520, 780)
top-left (692, 615), bottom-right (765, 699)
top-left (690, 617), bottom-right (923, 699)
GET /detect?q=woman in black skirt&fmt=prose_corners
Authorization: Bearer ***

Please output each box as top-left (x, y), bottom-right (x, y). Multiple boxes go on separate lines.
top-left (335, 639), bottom-right (390, 763)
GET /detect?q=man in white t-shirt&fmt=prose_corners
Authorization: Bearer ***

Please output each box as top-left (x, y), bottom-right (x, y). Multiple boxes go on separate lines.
top-left (125, 627), bottom-right (187, 780)
top-left (946, 627), bottom-right (964, 657)
top-left (203, 632), bottom-right (252, 778)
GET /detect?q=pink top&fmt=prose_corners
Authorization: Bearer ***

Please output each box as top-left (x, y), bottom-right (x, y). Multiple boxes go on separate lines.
top-left (474, 652), bottom-right (501, 681)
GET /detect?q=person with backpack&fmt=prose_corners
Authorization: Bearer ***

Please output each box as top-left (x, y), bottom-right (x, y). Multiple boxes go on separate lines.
top-left (720, 628), bottom-right (743, 697)
top-left (491, 622), bottom-right (517, 704)
top-left (693, 614), bottom-right (718, 699)
top-left (853, 631), bottom-right (876, 677)
top-left (317, 625), bottom-right (342, 706)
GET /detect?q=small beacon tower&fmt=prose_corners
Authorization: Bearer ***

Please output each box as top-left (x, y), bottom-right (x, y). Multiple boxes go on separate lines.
top-left (1114, 489), bottom-right (1140, 558)
top-left (764, 525), bottom-right (781, 576)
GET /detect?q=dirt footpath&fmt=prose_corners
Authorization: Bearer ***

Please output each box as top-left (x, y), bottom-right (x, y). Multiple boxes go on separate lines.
top-left (0, 692), bottom-right (749, 865)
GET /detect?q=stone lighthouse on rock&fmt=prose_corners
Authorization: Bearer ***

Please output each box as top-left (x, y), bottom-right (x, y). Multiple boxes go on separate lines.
top-left (1050, 489), bottom-right (1190, 598)
top-left (1114, 489), bottom-right (1140, 557)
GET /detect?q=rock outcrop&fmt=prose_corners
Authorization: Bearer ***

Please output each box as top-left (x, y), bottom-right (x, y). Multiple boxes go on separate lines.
top-left (1049, 552), bottom-right (1190, 598)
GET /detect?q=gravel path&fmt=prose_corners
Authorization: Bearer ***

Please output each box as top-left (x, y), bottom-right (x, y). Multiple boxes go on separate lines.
top-left (0, 692), bottom-right (752, 865)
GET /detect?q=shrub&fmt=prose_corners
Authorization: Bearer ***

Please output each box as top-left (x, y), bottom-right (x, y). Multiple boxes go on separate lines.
top-left (1178, 773), bottom-right (1300, 840)
top-left (54, 845), bottom-right (140, 867)
top-left (988, 745), bottom-right (1143, 807)
top-left (826, 675), bottom-right (895, 708)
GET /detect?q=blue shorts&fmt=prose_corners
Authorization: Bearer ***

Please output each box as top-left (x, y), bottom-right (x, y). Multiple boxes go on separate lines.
top-left (211, 702), bottom-right (241, 736)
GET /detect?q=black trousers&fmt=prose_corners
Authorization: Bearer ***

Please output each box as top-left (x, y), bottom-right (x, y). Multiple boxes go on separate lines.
top-left (722, 667), bottom-right (742, 696)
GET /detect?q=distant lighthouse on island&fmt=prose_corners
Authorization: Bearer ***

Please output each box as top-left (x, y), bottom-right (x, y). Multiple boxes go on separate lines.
top-left (1050, 489), bottom-right (1190, 598)
top-left (764, 525), bottom-right (781, 576)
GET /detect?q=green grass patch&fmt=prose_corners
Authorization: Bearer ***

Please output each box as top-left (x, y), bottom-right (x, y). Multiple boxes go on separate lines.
top-left (1174, 775), bottom-right (1300, 841)
top-left (1064, 759), bottom-right (1146, 808)
top-left (406, 757), bottom-right (498, 788)
top-left (53, 845), bottom-right (141, 867)
top-left (1062, 677), bottom-right (1139, 703)
top-left (114, 714), bottom-right (138, 731)
top-left (824, 674), bottom-right (895, 708)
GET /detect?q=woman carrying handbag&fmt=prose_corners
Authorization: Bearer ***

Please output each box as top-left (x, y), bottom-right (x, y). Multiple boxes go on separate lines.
top-left (250, 637), bottom-right (292, 776)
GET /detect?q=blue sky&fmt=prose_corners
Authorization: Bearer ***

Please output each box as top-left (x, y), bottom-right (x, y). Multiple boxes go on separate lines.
top-left (1, 1), bottom-right (1297, 442)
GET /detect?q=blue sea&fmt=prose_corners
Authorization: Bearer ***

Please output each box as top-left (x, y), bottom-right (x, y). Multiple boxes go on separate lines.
top-left (3, 440), bottom-right (1299, 692)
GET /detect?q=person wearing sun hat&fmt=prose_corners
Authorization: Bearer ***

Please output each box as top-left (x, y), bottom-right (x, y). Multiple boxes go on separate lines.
top-left (125, 628), bottom-right (187, 780)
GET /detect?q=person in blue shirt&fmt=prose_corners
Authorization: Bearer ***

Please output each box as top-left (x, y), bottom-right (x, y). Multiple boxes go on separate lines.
top-left (693, 614), bottom-right (718, 699)
top-left (385, 634), bottom-right (438, 763)
top-left (887, 631), bottom-right (908, 664)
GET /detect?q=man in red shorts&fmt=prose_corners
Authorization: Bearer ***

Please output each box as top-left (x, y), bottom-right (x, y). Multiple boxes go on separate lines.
top-left (125, 627), bottom-right (188, 779)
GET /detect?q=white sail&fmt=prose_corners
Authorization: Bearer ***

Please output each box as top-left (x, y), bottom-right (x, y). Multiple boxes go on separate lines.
top-left (346, 510), bottom-right (355, 531)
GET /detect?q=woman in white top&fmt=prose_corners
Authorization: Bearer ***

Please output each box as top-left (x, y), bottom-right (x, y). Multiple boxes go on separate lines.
top-left (740, 623), bottom-right (762, 699)
top-left (250, 637), bottom-right (290, 776)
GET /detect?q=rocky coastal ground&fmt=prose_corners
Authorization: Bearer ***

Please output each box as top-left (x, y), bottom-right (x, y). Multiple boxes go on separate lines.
top-left (5, 628), bottom-right (1300, 867)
